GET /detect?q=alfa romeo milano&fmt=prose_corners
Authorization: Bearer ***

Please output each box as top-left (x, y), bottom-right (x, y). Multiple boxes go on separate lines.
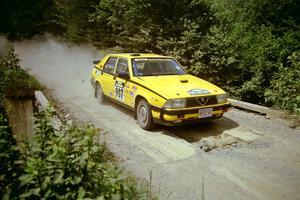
top-left (91, 53), bottom-right (231, 130)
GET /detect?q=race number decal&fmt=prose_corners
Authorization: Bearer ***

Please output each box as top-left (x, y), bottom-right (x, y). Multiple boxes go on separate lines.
top-left (115, 81), bottom-right (125, 101)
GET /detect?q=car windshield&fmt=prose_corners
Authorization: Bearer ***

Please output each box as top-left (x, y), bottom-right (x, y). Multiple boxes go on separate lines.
top-left (132, 58), bottom-right (186, 76)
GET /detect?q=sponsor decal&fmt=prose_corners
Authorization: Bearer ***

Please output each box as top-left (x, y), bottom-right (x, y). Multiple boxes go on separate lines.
top-left (129, 91), bottom-right (135, 97)
top-left (132, 86), bottom-right (137, 91)
top-left (188, 89), bottom-right (210, 95)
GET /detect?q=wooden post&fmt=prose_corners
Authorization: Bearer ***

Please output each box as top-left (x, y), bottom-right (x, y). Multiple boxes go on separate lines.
top-left (4, 91), bottom-right (35, 151)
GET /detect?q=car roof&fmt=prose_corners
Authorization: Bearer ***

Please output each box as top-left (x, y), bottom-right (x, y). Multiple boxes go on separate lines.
top-left (107, 53), bottom-right (173, 59)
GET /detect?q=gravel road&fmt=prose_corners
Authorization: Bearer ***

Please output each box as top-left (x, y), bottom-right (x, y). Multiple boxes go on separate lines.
top-left (12, 37), bottom-right (300, 200)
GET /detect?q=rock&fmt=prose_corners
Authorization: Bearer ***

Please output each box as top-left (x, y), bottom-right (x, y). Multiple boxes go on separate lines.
top-left (266, 110), bottom-right (286, 120)
top-left (198, 134), bottom-right (238, 152)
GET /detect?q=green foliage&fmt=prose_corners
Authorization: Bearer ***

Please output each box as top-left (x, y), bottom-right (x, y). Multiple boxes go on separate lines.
top-left (1, 108), bottom-right (155, 199)
top-left (0, 0), bottom-right (299, 113)
top-left (265, 51), bottom-right (300, 113)
top-left (0, 47), bottom-right (41, 99)
top-left (0, 0), bottom-right (61, 39)
top-left (0, 109), bottom-right (24, 200)
top-left (183, 0), bottom-right (300, 113)
top-left (88, 0), bottom-right (213, 51)
top-left (53, 0), bottom-right (99, 43)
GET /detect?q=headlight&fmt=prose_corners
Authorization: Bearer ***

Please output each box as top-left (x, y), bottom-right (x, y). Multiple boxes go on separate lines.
top-left (163, 99), bottom-right (186, 109)
top-left (217, 93), bottom-right (228, 104)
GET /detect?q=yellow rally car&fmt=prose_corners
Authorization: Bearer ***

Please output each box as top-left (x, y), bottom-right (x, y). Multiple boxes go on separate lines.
top-left (91, 53), bottom-right (231, 130)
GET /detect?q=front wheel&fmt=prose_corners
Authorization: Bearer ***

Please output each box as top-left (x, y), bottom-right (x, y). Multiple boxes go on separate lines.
top-left (95, 83), bottom-right (105, 104)
top-left (136, 99), bottom-right (155, 130)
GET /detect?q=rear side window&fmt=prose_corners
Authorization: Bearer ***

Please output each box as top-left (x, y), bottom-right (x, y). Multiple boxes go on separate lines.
top-left (103, 57), bottom-right (117, 74)
top-left (116, 58), bottom-right (129, 76)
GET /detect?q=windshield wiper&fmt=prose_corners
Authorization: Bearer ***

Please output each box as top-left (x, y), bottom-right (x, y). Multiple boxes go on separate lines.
top-left (160, 72), bottom-right (178, 75)
top-left (143, 73), bottom-right (161, 76)
top-left (142, 72), bottom-right (179, 76)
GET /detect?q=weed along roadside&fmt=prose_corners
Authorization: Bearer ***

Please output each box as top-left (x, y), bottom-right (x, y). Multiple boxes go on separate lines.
top-left (0, 48), bottom-right (156, 200)
top-left (0, 47), bottom-right (40, 151)
top-left (1, 107), bottom-right (155, 199)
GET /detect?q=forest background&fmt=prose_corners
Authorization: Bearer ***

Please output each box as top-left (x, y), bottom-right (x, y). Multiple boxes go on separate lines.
top-left (0, 0), bottom-right (299, 114)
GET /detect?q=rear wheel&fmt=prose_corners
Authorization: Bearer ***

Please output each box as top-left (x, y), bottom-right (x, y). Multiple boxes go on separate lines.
top-left (136, 99), bottom-right (154, 130)
top-left (95, 83), bottom-right (105, 104)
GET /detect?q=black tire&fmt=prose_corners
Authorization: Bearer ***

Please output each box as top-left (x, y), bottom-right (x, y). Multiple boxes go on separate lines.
top-left (95, 83), bottom-right (105, 104)
top-left (136, 99), bottom-right (154, 130)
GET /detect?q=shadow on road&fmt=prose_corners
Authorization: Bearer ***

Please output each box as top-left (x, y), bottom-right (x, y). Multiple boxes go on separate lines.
top-left (154, 117), bottom-right (239, 143)
top-left (103, 99), bottom-right (239, 143)
top-left (103, 100), bottom-right (135, 117)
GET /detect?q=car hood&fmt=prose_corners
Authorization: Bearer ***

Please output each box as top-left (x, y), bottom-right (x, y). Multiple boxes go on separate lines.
top-left (135, 75), bottom-right (225, 99)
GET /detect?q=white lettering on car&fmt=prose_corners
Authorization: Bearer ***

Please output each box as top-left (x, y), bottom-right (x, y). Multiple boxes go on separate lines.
top-left (115, 81), bottom-right (125, 101)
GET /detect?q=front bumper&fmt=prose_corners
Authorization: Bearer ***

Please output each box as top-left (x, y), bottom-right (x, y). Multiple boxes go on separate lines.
top-left (151, 103), bottom-right (231, 126)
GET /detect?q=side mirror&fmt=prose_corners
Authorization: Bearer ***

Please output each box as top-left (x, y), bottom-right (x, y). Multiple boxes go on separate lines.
top-left (93, 60), bottom-right (100, 65)
top-left (118, 73), bottom-right (130, 80)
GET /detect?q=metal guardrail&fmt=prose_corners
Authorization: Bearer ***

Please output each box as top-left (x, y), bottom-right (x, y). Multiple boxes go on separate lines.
top-left (228, 98), bottom-right (300, 128)
top-left (35, 91), bottom-right (62, 130)
top-left (228, 98), bottom-right (270, 114)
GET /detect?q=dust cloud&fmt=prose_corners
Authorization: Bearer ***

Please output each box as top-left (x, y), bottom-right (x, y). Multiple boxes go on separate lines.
top-left (12, 35), bottom-right (103, 104)
top-left (14, 35), bottom-right (100, 84)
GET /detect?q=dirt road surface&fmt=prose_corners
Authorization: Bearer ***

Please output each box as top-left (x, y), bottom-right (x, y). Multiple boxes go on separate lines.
top-left (12, 37), bottom-right (300, 200)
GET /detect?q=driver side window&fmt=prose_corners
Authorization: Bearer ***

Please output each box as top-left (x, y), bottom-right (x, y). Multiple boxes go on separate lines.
top-left (103, 57), bottom-right (117, 74)
top-left (116, 58), bottom-right (129, 76)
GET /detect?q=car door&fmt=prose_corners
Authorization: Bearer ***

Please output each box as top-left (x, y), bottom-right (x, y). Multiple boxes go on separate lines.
top-left (101, 57), bottom-right (117, 98)
top-left (114, 58), bottom-right (134, 107)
